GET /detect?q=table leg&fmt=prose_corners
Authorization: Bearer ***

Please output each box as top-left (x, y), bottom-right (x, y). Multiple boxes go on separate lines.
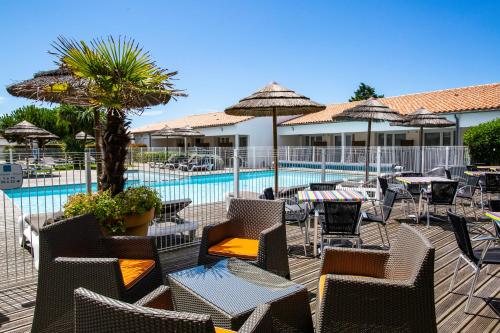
top-left (313, 210), bottom-right (319, 257)
top-left (305, 215), bottom-right (310, 244)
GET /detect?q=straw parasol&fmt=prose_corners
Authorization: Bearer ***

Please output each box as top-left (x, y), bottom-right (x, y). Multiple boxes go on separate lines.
top-left (335, 98), bottom-right (404, 183)
top-left (225, 82), bottom-right (325, 193)
top-left (4, 121), bottom-right (59, 159)
top-left (391, 107), bottom-right (455, 171)
top-left (75, 131), bottom-right (95, 140)
top-left (171, 126), bottom-right (205, 154)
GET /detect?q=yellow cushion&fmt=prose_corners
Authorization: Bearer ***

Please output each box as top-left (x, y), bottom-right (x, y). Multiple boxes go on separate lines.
top-left (208, 238), bottom-right (259, 260)
top-left (119, 259), bottom-right (155, 290)
top-left (215, 327), bottom-right (236, 333)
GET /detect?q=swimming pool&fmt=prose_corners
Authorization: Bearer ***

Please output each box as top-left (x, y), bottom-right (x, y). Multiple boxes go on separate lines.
top-left (4, 170), bottom-right (361, 213)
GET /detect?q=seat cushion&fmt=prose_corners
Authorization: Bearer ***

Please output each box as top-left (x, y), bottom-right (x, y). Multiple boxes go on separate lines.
top-left (215, 327), bottom-right (236, 333)
top-left (118, 259), bottom-right (156, 290)
top-left (208, 238), bottom-right (259, 260)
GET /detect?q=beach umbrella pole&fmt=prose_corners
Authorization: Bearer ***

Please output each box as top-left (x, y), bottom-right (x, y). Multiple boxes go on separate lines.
top-left (184, 137), bottom-right (188, 155)
top-left (365, 119), bottom-right (372, 183)
top-left (419, 126), bottom-right (424, 172)
top-left (273, 107), bottom-right (279, 194)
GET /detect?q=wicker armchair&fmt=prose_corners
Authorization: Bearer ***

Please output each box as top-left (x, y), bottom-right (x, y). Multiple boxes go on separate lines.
top-left (74, 286), bottom-right (273, 332)
top-left (198, 198), bottom-right (290, 278)
top-left (316, 224), bottom-right (436, 333)
top-left (32, 214), bottom-right (163, 333)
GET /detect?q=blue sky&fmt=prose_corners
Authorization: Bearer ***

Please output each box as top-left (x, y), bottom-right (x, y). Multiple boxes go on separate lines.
top-left (0, 0), bottom-right (499, 128)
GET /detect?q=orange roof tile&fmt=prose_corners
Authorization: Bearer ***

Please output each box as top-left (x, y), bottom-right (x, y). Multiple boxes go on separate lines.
top-left (131, 112), bottom-right (253, 134)
top-left (281, 83), bottom-right (500, 126)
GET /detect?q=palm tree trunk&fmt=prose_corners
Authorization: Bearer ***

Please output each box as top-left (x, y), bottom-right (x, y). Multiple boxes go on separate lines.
top-left (93, 108), bottom-right (103, 190)
top-left (101, 108), bottom-right (130, 196)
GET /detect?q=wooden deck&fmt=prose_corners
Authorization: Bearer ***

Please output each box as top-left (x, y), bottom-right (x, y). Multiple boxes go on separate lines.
top-left (0, 204), bottom-right (499, 332)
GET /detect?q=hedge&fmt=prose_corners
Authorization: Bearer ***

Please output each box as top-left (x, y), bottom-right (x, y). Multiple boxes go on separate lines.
top-left (463, 118), bottom-right (500, 165)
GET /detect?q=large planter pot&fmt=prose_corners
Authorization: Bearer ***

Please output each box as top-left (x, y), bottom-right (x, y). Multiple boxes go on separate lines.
top-left (123, 208), bottom-right (155, 236)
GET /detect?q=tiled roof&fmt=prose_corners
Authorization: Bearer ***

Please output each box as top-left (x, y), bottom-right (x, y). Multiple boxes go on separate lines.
top-left (131, 112), bottom-right (253, 134)
top-left (281, 83), bottom-right (500, 126)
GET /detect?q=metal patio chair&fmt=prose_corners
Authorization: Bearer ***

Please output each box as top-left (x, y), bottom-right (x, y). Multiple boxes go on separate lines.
top-left (360, 188), bottom-right (398, 248)
top-left (74, 286), bottom-right (273, 333)
top-left (319, 201), bottom-right (362, 253)
top-left (421, 180), bottom-right (459, 227)
top-left (447, 211), bottom-right (500, 313)
top-left (479, 172), bottom-right (500, 209)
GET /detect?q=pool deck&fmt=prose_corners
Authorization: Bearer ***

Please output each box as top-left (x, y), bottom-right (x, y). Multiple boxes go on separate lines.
top-left (0, 201), bottom-right (498, 332)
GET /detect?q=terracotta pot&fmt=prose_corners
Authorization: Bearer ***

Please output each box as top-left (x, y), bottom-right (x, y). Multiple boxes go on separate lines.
top-left (123, 208), bottom-right (155, 236)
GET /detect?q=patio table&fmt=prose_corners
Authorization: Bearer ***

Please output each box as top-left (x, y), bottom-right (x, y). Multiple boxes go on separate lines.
top-left (167, 258), bottom-right (313, 332)
top-left (485, 211), bottom-right (500, 222)
top-left (297, 190), bottom-right (368, 256)
top-left (395, 176), bottom-right (452, 222)
top-left (477, 166), bottom-right (500, 171)
top-left (464, 170), bottom-right (500, 177)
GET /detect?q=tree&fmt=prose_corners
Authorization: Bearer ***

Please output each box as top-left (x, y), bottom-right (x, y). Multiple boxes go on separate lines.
top-left (52, 36), bottom-right (179, 195)
top-left (463, 118), bottom-right (500, 165)
top-left (349, 83), bottom-right (384, 102)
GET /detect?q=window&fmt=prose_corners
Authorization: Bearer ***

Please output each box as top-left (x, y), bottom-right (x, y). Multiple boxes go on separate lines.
top-left (304, 136), bottom-right (310, 146)
top-left (377, 133), bottom-right (385, 146)
top-left (424, 133), bottom-right (440, 146)
top-left (395, 133), bottom-right (406, 146)
top-left (334, 135), bottom-right (342, 146)
top-left (386, 134), bottom-right (394, 146)
top-left (443, 132), bottom-right (452, 146)
top-left (345, 134), bottom-right (353, 146)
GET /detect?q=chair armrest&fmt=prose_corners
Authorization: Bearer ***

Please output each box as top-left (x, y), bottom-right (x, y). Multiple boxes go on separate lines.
top-left (258, 223), bottom-right (290, 277)
top-left (320, 247), bottom-right (389, 278)
top-left (103, 236), bottom-right (159, 260)
top-left (238, 303), bottom-right (272, 333)
top-left (134, 285), bottom-right (173, 310)
top-left (54, 257), bottom-right (123, 296)
top-left (199, 220), bottom-right (233, 254)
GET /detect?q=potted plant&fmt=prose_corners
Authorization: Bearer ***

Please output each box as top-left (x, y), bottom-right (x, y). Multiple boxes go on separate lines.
top-left (116, 186), bottom-right (162, 236)
top-left (64, 190), bottom-right (124, 234)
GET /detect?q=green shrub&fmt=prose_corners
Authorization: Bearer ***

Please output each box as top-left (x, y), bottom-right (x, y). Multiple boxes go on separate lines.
top-left (129, 143), bottom-right (147, 148)
top-left (463, 118), bottom-right (500, 164)
top-left (116, 186), bottom-right (162, 216)
top-left (64, 190), bottom-right (125, 234)
top-left (132, 151), bottom-right (179, 163)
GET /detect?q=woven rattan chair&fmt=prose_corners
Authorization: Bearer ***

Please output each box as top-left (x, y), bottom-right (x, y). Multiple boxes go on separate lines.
top-left (198, 198), bottom-right (290, 278)
top-left (32, 214), bottom-right (163, 333)
top-left (316, 224), bottom-right (436, 333)
top-left (74, 286), bottom-right (272, 332)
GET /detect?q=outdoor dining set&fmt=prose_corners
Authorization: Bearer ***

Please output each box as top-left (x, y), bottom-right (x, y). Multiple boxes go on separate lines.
top-left (29, 166), bottom-right (499, 332)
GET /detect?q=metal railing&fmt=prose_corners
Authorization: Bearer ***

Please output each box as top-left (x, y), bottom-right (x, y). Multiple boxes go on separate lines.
top-left (0, 145), bottom-right (469, 286)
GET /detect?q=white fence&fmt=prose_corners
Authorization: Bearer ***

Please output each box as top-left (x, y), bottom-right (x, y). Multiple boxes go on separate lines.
top-left (0, 145), bottom-right (469, 286)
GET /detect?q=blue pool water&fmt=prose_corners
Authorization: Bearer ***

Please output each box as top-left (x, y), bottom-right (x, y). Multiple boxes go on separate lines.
top-left (4, 170), bottom-right (360, 213)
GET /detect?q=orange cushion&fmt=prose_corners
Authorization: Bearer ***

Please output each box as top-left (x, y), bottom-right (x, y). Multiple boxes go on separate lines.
top-left (119, 259), bottom-right (155, 290)
top-left (208, 238), bottom-right (259, 260)
top-left (215, 327), bottom-right (236, 333)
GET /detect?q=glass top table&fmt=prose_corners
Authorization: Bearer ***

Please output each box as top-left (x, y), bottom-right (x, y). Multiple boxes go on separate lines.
top-left (168, 258), bottom-right (313, 331)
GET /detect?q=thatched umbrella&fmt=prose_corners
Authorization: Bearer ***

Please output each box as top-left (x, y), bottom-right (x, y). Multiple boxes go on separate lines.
top-left (152, 125), bottom-right (176, 154)
top-left (27, 133), bottom-right (60, 158)
top-left (391, 107), bottom-right (455, 172)
top-left (335, 98), bottom-right (404, 183)
top-left (171, 126), bottom-right (204, 154)
top-left (75, 131), bottom-right (95, 141)
top-left (225, 82), bottom-right (325, 193)
top-left (4, 121), bottom-right (58, 160)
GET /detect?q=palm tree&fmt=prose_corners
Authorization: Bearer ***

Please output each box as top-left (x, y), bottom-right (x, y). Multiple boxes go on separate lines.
top-left (51, 36), bottom-right (180, 195)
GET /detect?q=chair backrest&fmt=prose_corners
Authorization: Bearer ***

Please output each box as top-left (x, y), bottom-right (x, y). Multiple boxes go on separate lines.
top-left (484, 173), bottom-right (500, 193)
top-left (489, 199), bottom-right (500, 211)
top-left (378, 177), bottom-right (389, 196)
top-left (74, 287), bottom-right (215, 333)
top-left (447, 211), bottom-right (476, 263)
top-left (262, 187), bottom-right (275, 200)
top-left (322, 201), bottom-right (361, 235)
top-left (425, 167), bottom-right (447, 178)
top-left (430, 181), bottom-right (458, 205)
top-left (309, 182), bottom-right (337, 191)
top-left (39, 214), bottom-right (106, 261)
top-left (385, 224), bottom-right (435, 284)
top-left (445, 169), bottom-right (452, 180)
top-left (227, 198), bottom-right (284, 239)
top-left (381, 188), bottom-right (398, 221)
